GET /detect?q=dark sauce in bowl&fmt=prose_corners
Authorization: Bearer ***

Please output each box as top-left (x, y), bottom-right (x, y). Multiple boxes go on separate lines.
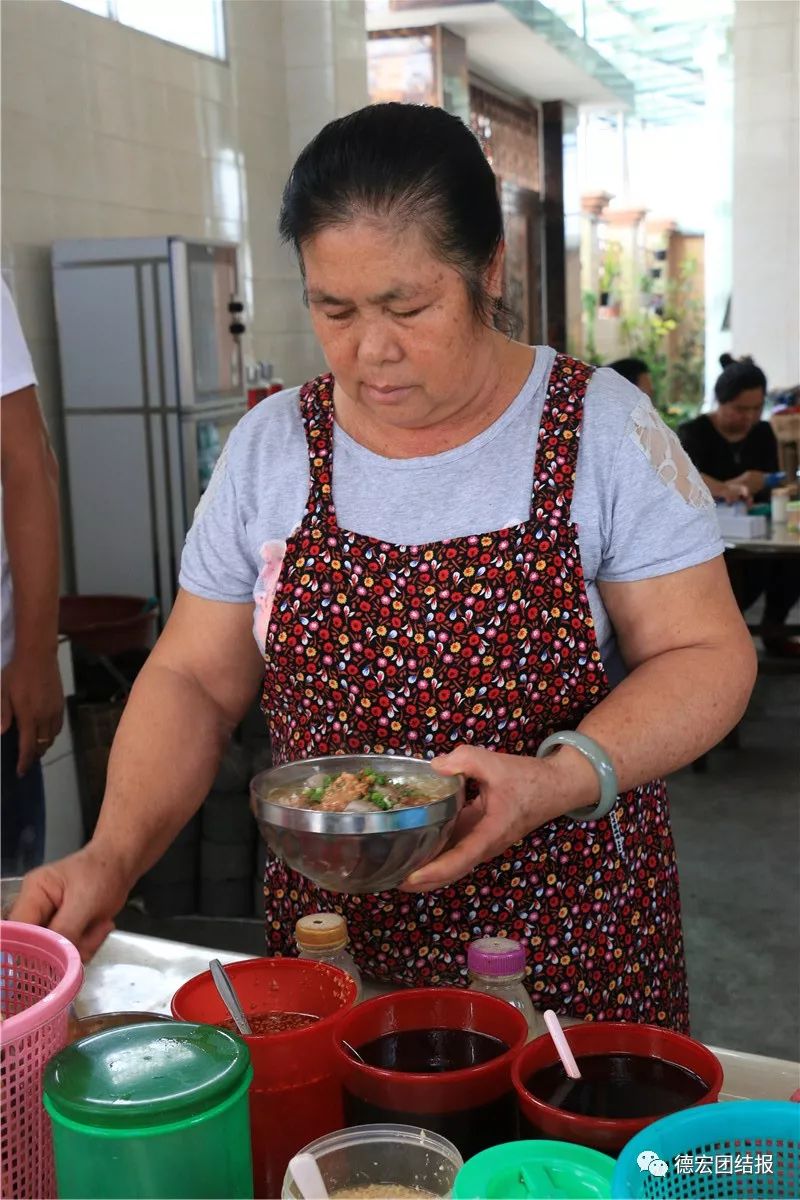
top-left (357, 1028), bottom-right (509, 1073)
top-left (525, 1052), bottom-right (708, 1119)
top-left (344, 1027), bottom-right (514, 1160)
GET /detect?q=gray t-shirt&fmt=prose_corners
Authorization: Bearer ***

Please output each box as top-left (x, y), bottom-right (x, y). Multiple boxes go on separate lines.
top-left (180, 347), bottom-right (723, 684)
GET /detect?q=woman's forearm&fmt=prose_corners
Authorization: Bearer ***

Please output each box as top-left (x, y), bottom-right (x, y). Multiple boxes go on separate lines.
top-left (569, 640), bottom-right (756, 794)
top-left (700, 472), bottom-right (730, 500)
top-left (91, 661), bottom-right (238, 889)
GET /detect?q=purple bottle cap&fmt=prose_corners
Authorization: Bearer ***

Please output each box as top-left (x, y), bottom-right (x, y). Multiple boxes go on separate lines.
top-left (468, 937), bottom-right (526, 977)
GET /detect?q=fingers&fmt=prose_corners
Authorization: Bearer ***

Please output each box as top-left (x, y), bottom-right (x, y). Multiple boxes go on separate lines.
top-left (49, 887), bottom-right (112, 951)
top-left (401, 815), bottom-right (507, 892)
top-left (78, 919), bottom-right (116, 963)
top-left (16, 715), bottom-right (40, 777)
top-left (431, 745), bottom-right (496, 780)
top-left (9, 870), bottom-right (62, 928)
top-left (0, 686), bottom-right (11, 735)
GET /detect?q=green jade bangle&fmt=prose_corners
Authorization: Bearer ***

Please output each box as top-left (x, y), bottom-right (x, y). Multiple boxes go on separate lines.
top-left (536, 730), bottom-right (619, 821)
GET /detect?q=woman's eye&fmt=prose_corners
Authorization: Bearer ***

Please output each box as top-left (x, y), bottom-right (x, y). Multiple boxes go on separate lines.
top-left (326, 310), bottom-right (354, 322)
top-left (392, 307), bottom-right (426, 319)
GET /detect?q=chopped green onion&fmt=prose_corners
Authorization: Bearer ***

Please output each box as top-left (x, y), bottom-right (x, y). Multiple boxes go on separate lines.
top-left (369, 792), bottom-right (393, 810)
top-left (303, 786), bottom-right (325, 804)
top-left (373, 773), bottom-right (389, 785)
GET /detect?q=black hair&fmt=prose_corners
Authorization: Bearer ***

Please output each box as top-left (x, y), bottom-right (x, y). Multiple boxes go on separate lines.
top-left (608, 357), bottom-right (650, 386)
top-left (278, 102), bottom-right (516, 336)
top-left (715, 354), bottom-right (767, 404)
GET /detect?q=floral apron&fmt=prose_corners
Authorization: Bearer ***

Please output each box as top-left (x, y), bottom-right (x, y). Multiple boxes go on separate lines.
top-left (260, 353), bottom-right (690, 1031)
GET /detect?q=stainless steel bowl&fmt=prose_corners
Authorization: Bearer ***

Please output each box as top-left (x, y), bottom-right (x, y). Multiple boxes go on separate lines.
top-left (252, 755), bottom-right (465, 894)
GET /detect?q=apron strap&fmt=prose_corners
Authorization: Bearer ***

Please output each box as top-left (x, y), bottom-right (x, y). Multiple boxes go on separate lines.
top-left (532, 352), bottom-right (595, 530)
top-left (298, 372), bottom-right (337, 523)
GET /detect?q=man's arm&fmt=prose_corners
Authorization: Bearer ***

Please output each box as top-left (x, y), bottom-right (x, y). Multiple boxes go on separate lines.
top-left (1, 385), bottom-right (63, 772)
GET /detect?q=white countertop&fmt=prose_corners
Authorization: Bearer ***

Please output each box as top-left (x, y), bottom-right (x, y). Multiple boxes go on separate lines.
top-left (79, 931), bottom-right (799, 1104)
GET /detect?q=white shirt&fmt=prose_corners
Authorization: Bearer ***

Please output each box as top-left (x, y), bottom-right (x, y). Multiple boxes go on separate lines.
top-left (1, 279), bottom-right (38, 668)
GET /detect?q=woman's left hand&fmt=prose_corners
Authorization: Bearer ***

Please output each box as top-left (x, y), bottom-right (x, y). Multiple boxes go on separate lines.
top-left (399, 744), bottom-right (598, 893)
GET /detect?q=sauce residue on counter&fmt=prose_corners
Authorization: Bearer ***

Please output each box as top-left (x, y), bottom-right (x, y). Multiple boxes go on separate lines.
top-left (219, 1011), bottom-right (320, 1035)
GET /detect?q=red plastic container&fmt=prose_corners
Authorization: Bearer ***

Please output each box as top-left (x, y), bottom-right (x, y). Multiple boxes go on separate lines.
top-left (512, 1021), bottom-right (723, 1155)
top-left (172, 957), bottom-right (357, 1199)
top-left (59, 595), bottom-right (158, 656)
top-left (333, 988), bottom-right (527, 1161)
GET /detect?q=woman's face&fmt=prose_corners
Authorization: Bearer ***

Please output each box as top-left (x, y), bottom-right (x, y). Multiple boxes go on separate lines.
top-left (716, 387), bottom-right (765, 439)
top-left (301, 217), bottom-right (499, 429)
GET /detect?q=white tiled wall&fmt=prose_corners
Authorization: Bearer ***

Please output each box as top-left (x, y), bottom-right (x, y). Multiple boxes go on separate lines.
top-left (732, 0), bottom-right (800, 390)
top-left (1, 0), bottom-right (368, 577)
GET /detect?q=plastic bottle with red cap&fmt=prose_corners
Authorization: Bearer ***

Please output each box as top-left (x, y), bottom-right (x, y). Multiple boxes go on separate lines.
top-left (467, 936), bottom-right (546, 1041)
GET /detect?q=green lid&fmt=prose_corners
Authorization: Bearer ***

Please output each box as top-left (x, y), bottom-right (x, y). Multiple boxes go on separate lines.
top-left (453, 1140), bottom-right (615, 1199)
top-left (43, 1021), bottom-right (252, 1130)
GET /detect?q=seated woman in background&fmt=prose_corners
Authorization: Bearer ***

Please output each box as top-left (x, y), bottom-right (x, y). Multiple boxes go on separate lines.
top-left (679, 354), bottom-right (800, 657)
top-left (608, 356), bottom-right (654, 400)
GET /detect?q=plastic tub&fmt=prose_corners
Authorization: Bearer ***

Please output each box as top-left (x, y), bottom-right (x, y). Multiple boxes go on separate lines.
top-left (281, 1124), bottom-right (463, 1199)
top-left (613, 1100), bottom-right (799, 1198)
top-left (67, 1010), bottom-right (172, 1042)
top-left (59, 595), bottom-right (158, 656)
top-left (512, 1021), bottom-right (723, 1155)
top-left (0, 921), bottom-right (83, 1200)
top-left (43, 1021), bottom-right (253, 1199)
top-left (172, 957), bottom-right (357, 1199)
top-left (453, 1139), bottom-right (615, 1199)
top-left (333, 988), bottom-right (528, 1161)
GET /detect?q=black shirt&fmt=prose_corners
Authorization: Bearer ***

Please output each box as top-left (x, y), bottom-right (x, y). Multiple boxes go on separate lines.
top-left (678, 414), bottom-right (779, 481)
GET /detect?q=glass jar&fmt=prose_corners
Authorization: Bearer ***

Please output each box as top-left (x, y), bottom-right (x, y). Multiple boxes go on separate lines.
top-left (467, 937), bottom-right (545, 1041)
top-left (296, 913), bottom-right (362, 1001)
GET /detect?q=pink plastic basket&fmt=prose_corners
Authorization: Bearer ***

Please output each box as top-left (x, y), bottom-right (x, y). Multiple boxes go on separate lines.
top-left (1, 921), bottom-right (83, 1199)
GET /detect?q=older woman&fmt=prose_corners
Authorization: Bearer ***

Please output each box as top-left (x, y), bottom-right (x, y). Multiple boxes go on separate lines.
top-left (14, 104), bottom-right (755, 1031)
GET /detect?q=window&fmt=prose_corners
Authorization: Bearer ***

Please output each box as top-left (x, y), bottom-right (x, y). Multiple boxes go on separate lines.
top-left (62, 0), bottom-right (226, 60)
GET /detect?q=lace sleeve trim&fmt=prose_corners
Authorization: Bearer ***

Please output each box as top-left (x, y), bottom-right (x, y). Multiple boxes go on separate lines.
top-left (627, 398), bottom-right (714, 511)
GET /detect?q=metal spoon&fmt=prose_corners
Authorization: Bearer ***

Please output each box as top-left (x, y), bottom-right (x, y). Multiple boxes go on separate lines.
top-left (341, 1037), bottom-right (365, 1063)
top-left (209, 959), bottom-right (252, 1037)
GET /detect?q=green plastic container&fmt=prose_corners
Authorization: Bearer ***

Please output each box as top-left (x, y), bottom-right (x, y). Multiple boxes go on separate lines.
top-left (43, 1020), bottom-right (254, 1199)
top-left (453, 1139), bottom-right (615, 1199)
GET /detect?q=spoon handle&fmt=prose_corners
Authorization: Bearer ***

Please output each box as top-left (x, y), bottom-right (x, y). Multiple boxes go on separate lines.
top-left (210, 959), bottom-right (252, 1037)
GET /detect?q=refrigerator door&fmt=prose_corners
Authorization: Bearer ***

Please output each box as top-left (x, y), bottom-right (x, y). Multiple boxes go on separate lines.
top-left (180, 405), bottom-right (246, 522)
top-left (170, 239), bottom-right (244, 409)
top-left (65, 413), bottom-right (160, 598)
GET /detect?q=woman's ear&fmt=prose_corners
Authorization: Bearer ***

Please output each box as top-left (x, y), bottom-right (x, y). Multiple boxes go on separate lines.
top-left (485, 241), bottom-right (505, 302)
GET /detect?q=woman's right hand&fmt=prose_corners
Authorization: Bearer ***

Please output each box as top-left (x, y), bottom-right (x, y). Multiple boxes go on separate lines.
top-left (718, 480), bottom-right (751, 504)
top-left (8, 841), bottom-right (132, 961)
top-left (732, 470), bottom-right (766, 496)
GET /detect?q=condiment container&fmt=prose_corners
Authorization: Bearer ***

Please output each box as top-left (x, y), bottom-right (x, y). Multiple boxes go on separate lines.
top-left (333, 987), bottom-right (527, 1162)
top-left (296, 912), bottom-right (362, 1001)
top-left (512, 1021), bottom-right (723, 1155)
top-left (281, 1124), bottom-right (462, 1199)
top-left (453, 1139), bottom-right (615, 1198)
top-left (172, 956), bottom-right (357, 1198)
top-left (43, 1021), bottom-right (253, 1198)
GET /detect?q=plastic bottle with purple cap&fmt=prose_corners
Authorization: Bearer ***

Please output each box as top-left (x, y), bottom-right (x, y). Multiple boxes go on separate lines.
top-left (467, 937), bottom-right (546, 1041)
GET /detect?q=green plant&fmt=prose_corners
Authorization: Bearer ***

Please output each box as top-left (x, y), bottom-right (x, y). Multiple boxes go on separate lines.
top-left (581, 290), bottom-right (602, 365)
top-left (621, 258), bottom-right (705, 429)
top-left (599, 241), bottom-right (623, 296)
